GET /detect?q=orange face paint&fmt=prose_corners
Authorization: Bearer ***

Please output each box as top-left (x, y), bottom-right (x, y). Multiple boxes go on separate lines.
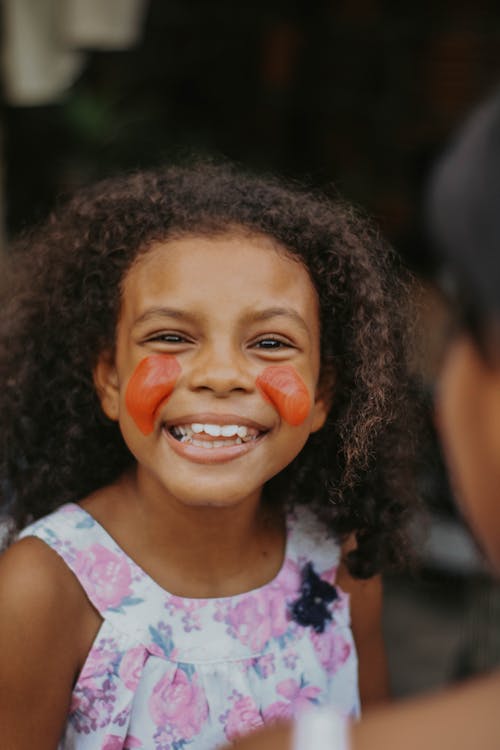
top-left (125, 355), bottom-right (181, 435)
top-left (256, 365), bottom-right (311, 426)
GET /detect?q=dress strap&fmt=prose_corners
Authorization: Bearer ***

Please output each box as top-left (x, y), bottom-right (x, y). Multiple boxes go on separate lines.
top-left (18, 503), bottom-right (142, 618)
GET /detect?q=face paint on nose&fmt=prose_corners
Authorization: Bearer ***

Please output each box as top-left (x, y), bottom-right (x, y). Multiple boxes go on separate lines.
top-left (256, 365), bottom-right (311, 426)
top-left (125, 354), bottom-right (181, 435)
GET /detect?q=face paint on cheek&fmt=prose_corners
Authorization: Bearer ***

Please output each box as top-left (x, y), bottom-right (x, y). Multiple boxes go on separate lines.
top-left (125, 355), bottom-right (181, 435)
top-left (256, 365), bottom-right (311, 426)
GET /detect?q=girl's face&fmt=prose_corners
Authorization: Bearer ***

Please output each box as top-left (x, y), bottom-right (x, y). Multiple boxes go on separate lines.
top-left (436, 334), bottom-right (500, 573)
top-left (95, 233), bottom-right (330, 511)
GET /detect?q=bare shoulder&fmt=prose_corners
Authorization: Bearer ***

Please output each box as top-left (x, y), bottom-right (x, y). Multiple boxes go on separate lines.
top-left (1, 534), bottom-right (77, 598)
top-left (0, 534), bottom-right (100, 650)
top-left (336, 535), bottom-right (383, 627)
top-left (336, 535), bottom-right (389, 706)
top-left (0, 537), bottom-right (101, 748)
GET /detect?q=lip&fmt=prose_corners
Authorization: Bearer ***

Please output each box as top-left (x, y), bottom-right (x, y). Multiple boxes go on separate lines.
top-left (163, 425), bottom-right (266, 464)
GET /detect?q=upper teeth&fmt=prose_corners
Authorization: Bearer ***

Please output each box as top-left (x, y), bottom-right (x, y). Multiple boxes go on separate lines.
top-left (191, 423), bottom-right (248, 438)
top-left (173, 423), bottom-right (253, 439)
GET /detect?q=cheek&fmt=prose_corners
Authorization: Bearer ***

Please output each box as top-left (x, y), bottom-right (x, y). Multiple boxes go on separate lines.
top-left (436, 342), bottom-right (498, 555)
top-left (125, 355), bottom-right (181, 435)
top-left (256, 365), bottom-right (311, 426)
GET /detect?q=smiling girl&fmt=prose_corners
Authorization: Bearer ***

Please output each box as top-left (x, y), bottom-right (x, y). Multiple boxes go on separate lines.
top-left (0, 161), bottom-right (418, 749)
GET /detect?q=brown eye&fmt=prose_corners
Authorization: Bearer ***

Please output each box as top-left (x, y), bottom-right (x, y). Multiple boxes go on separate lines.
top-left (256, 339), bottom-right (285, 349)
top-left (158, 334), bottom-right (184, 343)
top-left (146, 332), bottom-right (191, 344)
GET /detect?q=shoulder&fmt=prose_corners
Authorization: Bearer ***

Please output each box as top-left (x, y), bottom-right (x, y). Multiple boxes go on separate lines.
top-left (1, 534), bottom-right (74, 592)
top-left (336, 537), bottom-right (389, 706)
top-left (336, 535), bottom-right (383, 630)
top-left (18, 502), bottom-right (84, 542)
top-left (0, 535), bottom-right (95, 635)
top-left (0, 536), bottom-right (101, 669)
top-left (0, 538), bottom-right (99, 747)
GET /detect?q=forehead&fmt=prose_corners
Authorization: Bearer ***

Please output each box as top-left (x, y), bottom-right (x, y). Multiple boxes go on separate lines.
top-left (121, 233), bottom-right (319, 320)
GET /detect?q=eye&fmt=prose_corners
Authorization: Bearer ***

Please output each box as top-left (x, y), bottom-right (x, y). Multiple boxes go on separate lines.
top-left (253, 336), bottom-right (293, 350)
top-left (145, 332), bottom-right (191, 345)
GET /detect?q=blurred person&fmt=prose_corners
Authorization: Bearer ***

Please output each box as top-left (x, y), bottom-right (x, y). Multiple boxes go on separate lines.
top-left (227, 88), bottom-right (500, 750)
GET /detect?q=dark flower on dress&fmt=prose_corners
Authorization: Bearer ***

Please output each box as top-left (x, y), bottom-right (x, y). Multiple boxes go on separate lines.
top-left (290, 562), bottom-right (338, 633)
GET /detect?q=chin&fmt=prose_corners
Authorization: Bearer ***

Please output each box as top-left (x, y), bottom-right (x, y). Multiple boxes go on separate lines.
top-left (481, 537), bottom-right (500, 577)
top-left (171, 483), bottom-right (260, 510)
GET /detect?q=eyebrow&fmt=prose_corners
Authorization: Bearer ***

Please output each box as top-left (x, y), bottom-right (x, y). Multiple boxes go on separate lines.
top-left (247, 307), bottom-right (311, 334)
top-left (133, 306), bottom-right (310, 334)
top-left (133, 307), bottom-right (199, 327)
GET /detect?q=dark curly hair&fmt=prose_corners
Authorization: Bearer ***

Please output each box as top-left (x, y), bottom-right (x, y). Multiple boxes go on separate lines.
top-left (0, 160), bottom-right (420, 577)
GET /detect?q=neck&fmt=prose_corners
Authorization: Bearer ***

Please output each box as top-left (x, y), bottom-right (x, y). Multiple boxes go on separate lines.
top-left (87, 468), bottom-right (286, 598)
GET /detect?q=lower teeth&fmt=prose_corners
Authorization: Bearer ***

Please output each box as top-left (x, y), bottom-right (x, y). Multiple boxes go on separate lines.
top-left (179, 436), bottom-right (243, 448)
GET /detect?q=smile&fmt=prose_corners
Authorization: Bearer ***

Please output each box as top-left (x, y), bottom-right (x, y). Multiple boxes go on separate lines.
top-left (169, 422), bottom-right (259, 448)
top-left (162, 415), bottom-right (268, 464)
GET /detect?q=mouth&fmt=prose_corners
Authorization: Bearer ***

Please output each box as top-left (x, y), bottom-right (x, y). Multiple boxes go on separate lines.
top-left (168, 421), bottom-right (262, 448)
top-left (162, 416), bottom-right (269, 463)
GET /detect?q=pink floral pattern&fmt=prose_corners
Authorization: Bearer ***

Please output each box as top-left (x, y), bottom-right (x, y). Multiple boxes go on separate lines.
top-left (74, 543), bottom-right (133, 611)
top-left (217, 559), bottom-right (301, 651)
top-left (19, 503), bottom-right (360, 749)
top-left (311, 628), bottom-right (352, 674)
top-left (103, 735), bottom-right (143, 749)
top-left (149, 668), bottom-right (209, 742)
top-left (223, 693), bottom-right (264, 741)
top-left (119, 647), bottom-right (147, 691)
top-left (263, 678), bottom-right (321, 721)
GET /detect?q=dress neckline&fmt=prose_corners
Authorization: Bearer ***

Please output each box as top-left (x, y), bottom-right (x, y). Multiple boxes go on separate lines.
top-left (66, 502), bottom-right (293, 604)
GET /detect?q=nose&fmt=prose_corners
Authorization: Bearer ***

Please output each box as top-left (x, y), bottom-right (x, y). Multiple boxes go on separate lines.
top-left (188, 341), bottom-right (254, 396)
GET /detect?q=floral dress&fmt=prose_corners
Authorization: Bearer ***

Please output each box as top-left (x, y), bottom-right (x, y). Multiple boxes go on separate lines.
top-left (19, 503), bottom-right (360, 749)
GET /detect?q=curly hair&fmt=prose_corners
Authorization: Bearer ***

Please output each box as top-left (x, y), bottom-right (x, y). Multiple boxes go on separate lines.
top-left (0, 160), bottom-right (420, 577)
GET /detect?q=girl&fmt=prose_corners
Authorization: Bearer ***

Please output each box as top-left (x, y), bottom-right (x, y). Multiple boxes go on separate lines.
top-left (0, 161), bottom-right (417, 749)
top-left (228, 89), bottom-right (500, 750)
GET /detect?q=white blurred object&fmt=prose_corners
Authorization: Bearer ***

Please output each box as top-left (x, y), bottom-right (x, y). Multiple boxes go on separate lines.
top-left (1, 0), bottom-right (149, 106)
top-left (63, 0), bottom-right (149, 49)
top-left (293, 707), bottom-right (350, 750)
top-left (2, 0), bottom-right (84, 105)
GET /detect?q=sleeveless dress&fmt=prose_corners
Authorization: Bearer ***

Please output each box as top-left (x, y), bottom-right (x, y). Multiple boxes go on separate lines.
top-left (19, 503), bottom-right (360, 749)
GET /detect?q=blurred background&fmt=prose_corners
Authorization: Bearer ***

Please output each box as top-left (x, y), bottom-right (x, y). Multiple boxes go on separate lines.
top-left (2, 0), bottom-right (500, 699)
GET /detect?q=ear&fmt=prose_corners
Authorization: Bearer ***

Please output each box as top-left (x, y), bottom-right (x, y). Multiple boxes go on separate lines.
top-left (93, 349), bottom-right (120, 422)
top-left (310, 365), bottom-right (335, 433)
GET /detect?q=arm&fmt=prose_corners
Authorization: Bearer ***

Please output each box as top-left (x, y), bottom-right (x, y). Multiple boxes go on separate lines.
top-left (336, 545), bottom-right (390, 707)
top-left (352, 671), bottom-right (500, 749)
top-left (0, 537), bottom-right (100, 750)
top-left (226, 670), bottom-right (500, 750)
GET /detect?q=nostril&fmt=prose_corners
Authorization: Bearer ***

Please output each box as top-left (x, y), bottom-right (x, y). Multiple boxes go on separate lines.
top-left (189, 363), bottom-right (254, 394)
